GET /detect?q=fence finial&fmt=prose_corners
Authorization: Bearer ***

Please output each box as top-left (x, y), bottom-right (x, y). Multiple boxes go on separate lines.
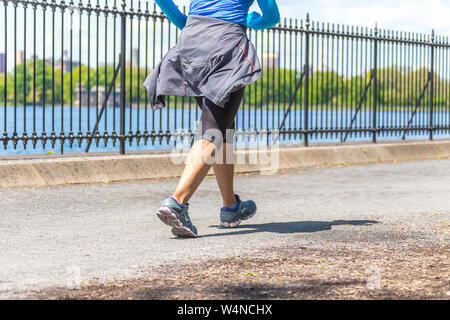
top-left (306, 13), bottom-right (310, 29)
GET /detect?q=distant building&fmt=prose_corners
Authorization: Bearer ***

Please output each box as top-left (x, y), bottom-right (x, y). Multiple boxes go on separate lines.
top-left (127, 48), bottom-right (140, 67)
top-left (74, 84), bottom-right (121, 108)
top-left (16, 50), bottom-right (24, 65)
top-left (262, 52), bottom-right (279, 68)
top-left (48, 50), bottom-right (80, 73)
top-left (0, 53), bottom-right (5, 74)
top-left (318, 58), bottom-right (330, 72)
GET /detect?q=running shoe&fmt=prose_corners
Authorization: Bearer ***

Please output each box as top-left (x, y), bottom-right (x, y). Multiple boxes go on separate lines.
top-left (220, 194), bottom-right (257, 228)
top-left (156, 196), bottom-right (198, 238)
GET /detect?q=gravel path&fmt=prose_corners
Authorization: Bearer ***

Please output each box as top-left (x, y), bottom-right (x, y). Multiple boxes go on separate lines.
top-left (35, 244), bottom-right (449, 300)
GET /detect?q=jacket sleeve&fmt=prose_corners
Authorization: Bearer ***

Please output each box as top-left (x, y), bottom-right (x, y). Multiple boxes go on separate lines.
top-left (154, 0), bottom-right (188, 30)
top-left (247, 0), bottom-right (280, 30)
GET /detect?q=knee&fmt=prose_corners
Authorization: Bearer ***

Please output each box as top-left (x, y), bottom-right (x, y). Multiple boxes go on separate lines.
top-left (197, 127), bottom-right (225, 150)
top-left (190, 139), bottom-right (217, 165)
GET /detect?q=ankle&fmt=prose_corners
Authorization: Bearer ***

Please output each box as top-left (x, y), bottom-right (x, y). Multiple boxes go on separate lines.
top-left (223, 195), bottom-right (238, 208)
top-left (170, 195), bottom-right (188, 208)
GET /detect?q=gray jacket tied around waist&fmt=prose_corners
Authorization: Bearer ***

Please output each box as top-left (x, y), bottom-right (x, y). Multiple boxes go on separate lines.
top-left (143, 14), bottom-right (263, 110)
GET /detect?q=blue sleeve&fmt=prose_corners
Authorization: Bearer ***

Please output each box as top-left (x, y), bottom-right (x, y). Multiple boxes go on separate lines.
top-left (154, 0), bottom-right (188, 30)
top-left (247, 0), bottom-right (280, 30)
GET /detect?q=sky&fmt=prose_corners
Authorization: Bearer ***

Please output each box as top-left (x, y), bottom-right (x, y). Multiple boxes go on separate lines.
top-left (1, 0), bottom-right (449, 73)
top-left (279, 0), bottom-right (450, 36)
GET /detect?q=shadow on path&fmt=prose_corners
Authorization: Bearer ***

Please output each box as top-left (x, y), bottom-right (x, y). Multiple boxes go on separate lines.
top-left (201, 220), bottom-right (378, 238)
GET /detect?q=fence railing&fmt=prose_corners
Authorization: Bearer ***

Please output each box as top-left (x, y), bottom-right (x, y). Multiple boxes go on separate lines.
top-left (0, 0), bottom-right (449, 155)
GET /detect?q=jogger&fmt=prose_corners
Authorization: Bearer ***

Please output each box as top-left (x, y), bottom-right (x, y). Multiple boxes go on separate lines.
top-left (143, 0), bottom-right (280, 237)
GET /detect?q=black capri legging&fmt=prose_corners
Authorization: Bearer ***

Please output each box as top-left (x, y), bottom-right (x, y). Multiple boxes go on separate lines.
top-left (194, 87), bottom-right (245, 147)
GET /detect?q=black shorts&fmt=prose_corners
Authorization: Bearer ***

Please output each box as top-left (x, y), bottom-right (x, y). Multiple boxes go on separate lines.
top-left (194, 87), bottom-right (245, 147)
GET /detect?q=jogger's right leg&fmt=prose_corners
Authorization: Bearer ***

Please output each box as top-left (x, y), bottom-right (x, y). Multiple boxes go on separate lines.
top-left (212, 143), bottom-right (236, 208)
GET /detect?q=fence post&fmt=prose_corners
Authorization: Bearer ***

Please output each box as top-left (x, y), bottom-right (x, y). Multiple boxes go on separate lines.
top-left (429, 30), bottom-right (435, 141)
top-left (119, 0), bottom-right (127, 154)
top-left (372, 23), bottom-right (378, 143)
top-left (304, 14), bottom-right (310, 146)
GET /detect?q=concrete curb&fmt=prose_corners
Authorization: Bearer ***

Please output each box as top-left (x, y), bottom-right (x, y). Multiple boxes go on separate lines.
top-left (1, 140), bottom-right (449, 188)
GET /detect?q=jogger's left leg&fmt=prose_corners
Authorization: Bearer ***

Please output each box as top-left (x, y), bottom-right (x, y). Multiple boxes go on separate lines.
top-left (172, 138), bottom-right (216, 205)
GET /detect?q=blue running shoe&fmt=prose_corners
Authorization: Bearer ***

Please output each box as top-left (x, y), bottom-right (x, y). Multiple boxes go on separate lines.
top-left (220, 194), bottom-right (257, 228)
top-left (157, 196), bottom-right (198, 238)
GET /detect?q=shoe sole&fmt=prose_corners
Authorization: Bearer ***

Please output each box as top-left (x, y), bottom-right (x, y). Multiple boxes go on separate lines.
top-left (171, 227), bottom-right (197, 238)
top-left (157, 207), bottom-right (198, 238)
top-left (220, 208), bottom-right (257, 228)
top-left (220, 219), bottom-right (242, 228)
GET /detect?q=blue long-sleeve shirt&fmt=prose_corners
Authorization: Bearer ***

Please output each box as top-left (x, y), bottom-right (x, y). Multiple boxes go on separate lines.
top-left (154, 0), bottom-right (280, 30)
top-left (189, 0), bottom-right (254, 26)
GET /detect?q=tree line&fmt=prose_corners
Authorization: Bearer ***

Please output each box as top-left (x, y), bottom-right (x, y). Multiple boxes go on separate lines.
top-left (0, 60), bottom-right (448, 108)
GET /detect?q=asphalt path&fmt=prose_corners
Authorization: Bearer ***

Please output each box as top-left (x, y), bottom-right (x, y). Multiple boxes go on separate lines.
top-left (0, 159), bottom-right (449, 298)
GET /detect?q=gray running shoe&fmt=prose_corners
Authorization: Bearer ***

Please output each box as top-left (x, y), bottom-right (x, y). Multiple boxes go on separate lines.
top-left (220, 194), bottom-right (257, 228)
top-left (157, 196), bottom-right (198, 238)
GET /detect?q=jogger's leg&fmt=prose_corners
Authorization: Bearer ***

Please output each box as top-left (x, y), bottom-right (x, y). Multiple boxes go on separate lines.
top-left (157, 88), bottom-right (252, 236)
top-left (212, 143), bottom-right (236, 208)
top-left (172, 88), bottom-right (244, 205)
top-left (172, 139), bottom-right (216, 205)
top-left (167, 88), bottom-right (245, 208)
top-left (204, 89), bottom-right (244, 208)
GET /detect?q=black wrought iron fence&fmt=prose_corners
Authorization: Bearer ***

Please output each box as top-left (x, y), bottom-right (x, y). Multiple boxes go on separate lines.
top-left (0, 0), bottom-right (449, 155)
